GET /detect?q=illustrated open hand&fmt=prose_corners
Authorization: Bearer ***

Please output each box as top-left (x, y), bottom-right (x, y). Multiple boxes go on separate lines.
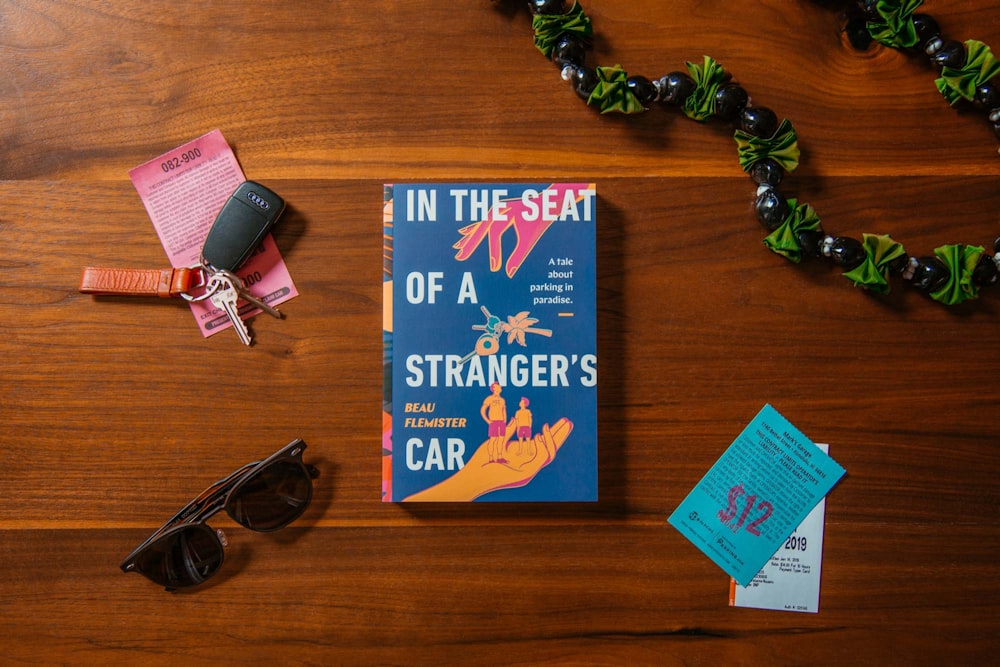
top-left (403, 418), bottom-right (574, 501)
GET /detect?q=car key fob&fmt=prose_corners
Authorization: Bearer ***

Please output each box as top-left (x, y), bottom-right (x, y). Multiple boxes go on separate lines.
top-left (200, 181), bottom-right (285, 272)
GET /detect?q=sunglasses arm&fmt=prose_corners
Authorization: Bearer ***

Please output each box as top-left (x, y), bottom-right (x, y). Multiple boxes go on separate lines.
top-left (123, 460), bottom-right (264, 564)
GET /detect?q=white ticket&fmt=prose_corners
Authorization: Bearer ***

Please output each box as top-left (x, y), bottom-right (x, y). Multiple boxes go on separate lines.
top-left (728, 443), bottom-right (831, 613)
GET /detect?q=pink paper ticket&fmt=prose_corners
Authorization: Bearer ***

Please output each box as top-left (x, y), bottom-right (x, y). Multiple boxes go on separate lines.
top-left (128, 129), bottom-right (297, 337)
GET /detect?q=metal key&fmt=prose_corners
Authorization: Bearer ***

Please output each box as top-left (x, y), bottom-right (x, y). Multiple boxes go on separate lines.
top-left (217, 270), bottom-right (283, 320)
top-left (208, 274), bottom-right (252, 345)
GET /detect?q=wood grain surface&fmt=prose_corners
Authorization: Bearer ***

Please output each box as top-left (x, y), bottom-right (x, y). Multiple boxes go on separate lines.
top-left (2, 1), bottom-right (998, 664)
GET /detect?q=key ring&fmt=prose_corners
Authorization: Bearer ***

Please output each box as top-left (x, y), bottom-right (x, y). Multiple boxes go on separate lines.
top-left (178, 265), bottom-right (218, 302)
top-left (210, 268), bottom-right (246, 290)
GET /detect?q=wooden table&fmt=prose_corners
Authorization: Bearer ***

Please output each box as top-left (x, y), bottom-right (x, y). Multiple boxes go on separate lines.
top-left (3, 1), bottom-right (998, 663)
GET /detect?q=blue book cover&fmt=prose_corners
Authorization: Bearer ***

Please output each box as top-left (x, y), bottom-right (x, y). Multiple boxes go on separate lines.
top-left (382, 183), bottom-right (598, 502)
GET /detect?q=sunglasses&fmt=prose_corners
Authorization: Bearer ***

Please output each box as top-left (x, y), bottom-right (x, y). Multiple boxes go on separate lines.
top-left (121, 439), bottom-right (319, 591)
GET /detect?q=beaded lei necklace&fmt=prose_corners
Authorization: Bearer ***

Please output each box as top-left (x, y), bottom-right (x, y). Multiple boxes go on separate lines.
top-left (508, 0), bottom-right (1000, 307)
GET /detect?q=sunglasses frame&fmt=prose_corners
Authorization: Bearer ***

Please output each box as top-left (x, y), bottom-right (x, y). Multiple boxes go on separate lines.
top-left (121, 438), bottom-right (319, 591)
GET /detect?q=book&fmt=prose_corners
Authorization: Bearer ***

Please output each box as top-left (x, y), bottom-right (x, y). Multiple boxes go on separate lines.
top-left (382, 183), bottom-right (598, 502)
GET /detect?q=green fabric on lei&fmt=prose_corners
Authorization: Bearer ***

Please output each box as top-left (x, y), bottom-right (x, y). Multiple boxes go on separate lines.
top-left (587, 65), bottom-right (644, 114)
top-left (734, 119), bottom-right (801, 173)
top-left (842, 234), bottom-right (907, 294)
top-left (763, 198), bottom-right (821, 263)
top-left (866, 0), bottom-right (923, 48)
top-left (682, 56), bottom-right (727, 122)
top-left (930, 244), bottom-right (984, 305)
top-left (532, 0), bottom-right (592, 57)
top-left (935, 40), bottom-right (1000, 105)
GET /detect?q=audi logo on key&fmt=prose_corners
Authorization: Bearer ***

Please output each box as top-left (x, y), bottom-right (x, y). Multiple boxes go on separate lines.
top-left (246, 191), bottom-right (270, 210)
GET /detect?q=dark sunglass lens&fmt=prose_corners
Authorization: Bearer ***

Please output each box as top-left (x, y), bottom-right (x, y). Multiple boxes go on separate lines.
top-left (134, 525), bottom-right (224, 589)
top-left (227, 460), bottom-right (313, 531)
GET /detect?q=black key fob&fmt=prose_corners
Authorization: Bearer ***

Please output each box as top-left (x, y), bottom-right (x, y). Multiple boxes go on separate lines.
top-left (200, 181), bottom-right (285, 272)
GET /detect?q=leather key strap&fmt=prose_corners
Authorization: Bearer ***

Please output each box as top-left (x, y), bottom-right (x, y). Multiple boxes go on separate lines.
top-left (79, 266), bottom-right (200, 298)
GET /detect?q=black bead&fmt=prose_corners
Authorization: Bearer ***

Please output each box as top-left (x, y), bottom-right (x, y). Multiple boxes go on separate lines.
top-left (992, 117), bottom-right (1000, 140)
top-left (909, 256), bottom-right (950, 291)
top-left (657, 71), bottom-right (696, 106)
top-left (567, 65), bottom-right (597, 100)
top-left (912, 14), bottom-right (941, 50)
top-left (627, 76), bottom-right (658, 106)
top-left (755, 189), bottom-right (790, 231)
top-left (829, 237), bottom-right (866, 269)
top-left (551, 34), bottom-right (586, 67)
top-left (714, 83), bottom-right (748, 121)
top-left (884, 253), bottom-right (911, 276)
top-left (529, 0), bottom-right (565, 15)
top-left (845, 15), bottom-right (874, 51)
top-left (740, 106), bottom-right (779, 138)
top-left (994, 235), bottom-right (1000, 254)
top-left (974, 81), bottom-right (1000, 112)
top-left (972, 254), bottom-right (1000, 287)
top-left (858, 0), bottom-right (879, 19)
top-left (931, 40), bottom-right (966, 69)
top-left (797, 229), bottom-right (826, 258)
top-left (750, 158), bottom-right (784, 187)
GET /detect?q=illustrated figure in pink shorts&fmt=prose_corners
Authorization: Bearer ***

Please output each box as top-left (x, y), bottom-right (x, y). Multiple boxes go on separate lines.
top-left (513, 397), bottom-right (533, 455)
top-left (480, 382), bottom-right (508, 463)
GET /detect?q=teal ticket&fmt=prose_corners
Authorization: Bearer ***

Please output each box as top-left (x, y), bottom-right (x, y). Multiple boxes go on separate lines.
top-left (668, 404), bottom-right (846, 587)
